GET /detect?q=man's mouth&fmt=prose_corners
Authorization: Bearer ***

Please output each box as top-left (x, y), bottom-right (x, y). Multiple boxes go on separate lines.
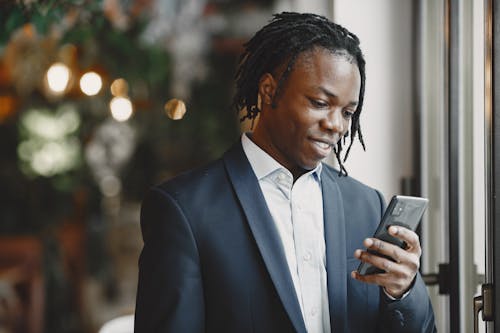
top-left (311, 139), bottom-right (334, 156)
top-left (314, 141), bottom-right (332, 150)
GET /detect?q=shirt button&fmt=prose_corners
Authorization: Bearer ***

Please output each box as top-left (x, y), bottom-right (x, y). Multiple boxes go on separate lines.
top-left (311, 307), bottom-right (318, 316)
top-left (303, 252), bottom-right (312, 261)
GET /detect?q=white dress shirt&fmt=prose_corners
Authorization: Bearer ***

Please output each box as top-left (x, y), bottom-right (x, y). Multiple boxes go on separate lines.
top-left (241, 133), bottom-right (331, 333)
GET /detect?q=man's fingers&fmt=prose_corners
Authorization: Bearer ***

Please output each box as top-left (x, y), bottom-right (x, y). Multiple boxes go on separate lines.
top-left (361, 239), bottom-right (420, 273)
top-left (363, 227), bottom-right (421, 257)
top-left (351, 270), bottom-right (412, 298)
top-left (355, 248), bottom-right (408, 275)
top-left (363, 238), bottom-right (404, 264)
top-left (388, 227), bottom-right (422, 256)
top-left (354, 227), bottom-right (423, 297)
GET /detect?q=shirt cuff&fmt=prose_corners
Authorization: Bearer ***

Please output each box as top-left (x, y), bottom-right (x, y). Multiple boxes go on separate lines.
top-left (383, 287), bottom-right (411, 300)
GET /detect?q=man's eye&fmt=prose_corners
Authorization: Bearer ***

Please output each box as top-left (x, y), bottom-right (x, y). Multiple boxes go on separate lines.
top-left (310, 99), bottom-right (328, 108)
top-left (343, 110), bottom-right (355, 118)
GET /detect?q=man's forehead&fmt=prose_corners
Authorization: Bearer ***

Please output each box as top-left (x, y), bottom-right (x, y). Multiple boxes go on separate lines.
top-left (268, 47), bottom-right (358, 83)
top-left (297, 47), bottom-right (356, 67)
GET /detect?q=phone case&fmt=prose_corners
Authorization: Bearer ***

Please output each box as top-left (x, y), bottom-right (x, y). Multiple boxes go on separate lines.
top-left (356, 195), bottom-right (429, 275)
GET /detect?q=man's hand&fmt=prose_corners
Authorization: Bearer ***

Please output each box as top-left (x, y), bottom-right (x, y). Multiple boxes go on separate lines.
top-left (351, 226), bottom-right (422, 299)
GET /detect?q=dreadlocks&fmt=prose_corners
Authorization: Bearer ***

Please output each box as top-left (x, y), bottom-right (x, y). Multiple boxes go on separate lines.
top-left (232, 12), bottom-right (366, 176)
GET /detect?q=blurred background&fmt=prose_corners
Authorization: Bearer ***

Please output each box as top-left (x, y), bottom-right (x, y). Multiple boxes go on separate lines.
top-left (0, 1), bottom-right (331, 332)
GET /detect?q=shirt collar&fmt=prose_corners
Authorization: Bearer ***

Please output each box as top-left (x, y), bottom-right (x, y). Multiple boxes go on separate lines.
top-left (241, 133), bottom-right (322, 182)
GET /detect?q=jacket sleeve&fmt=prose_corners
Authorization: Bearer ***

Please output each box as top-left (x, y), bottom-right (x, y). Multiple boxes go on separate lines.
top-left (134, 187), bottom-right (204, 332)
top-left (378, 273), bottom-right (436, 332)
top-left (373, 191), bottom-right (436, 333)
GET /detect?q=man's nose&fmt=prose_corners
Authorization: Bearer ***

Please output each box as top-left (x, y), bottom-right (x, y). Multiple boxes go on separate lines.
top-left (321, 109), bottom-right (345, 133)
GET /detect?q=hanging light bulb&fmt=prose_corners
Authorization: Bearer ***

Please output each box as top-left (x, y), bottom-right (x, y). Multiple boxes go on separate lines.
top-left (110, 96), bottom-right (133, 122)
top-left (46, 62), bottom-right (70, 94)
top-left (80, 71), bottom-right (102, 96)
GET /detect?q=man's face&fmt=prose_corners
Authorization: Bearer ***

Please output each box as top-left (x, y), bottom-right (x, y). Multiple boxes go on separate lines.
top-left (253, 48), bottom-right (361, 178)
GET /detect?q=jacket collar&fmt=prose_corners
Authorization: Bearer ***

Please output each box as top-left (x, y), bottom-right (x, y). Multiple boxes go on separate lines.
top-left (223, 142), bottom-right (307, 333)
top-left (321, 167), bottom-right (348, 332)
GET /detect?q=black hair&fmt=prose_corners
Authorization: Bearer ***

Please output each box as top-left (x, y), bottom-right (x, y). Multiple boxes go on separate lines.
top-left (232, 12), bottom-right (366, 176)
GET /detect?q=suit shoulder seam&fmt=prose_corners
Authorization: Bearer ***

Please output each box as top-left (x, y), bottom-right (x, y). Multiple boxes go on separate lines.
top-left (150, 186), bottom-right (201, 254)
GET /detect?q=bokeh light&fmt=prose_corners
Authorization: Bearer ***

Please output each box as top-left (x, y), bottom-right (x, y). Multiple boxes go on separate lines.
top-left (110, 78), bottom-right (129, 97)
top-left (99, 175), bottom-right (122, 197)
top-left (164, 98), bottom-right (186, 120)
top-left (109, 97), bottom-right (133, 122)
top-left (46, 62), bottom-right (70, 94)
top-left (17, 105), bottom-right (81, 177)
top-left (80, 71), bottom-right (103, 96)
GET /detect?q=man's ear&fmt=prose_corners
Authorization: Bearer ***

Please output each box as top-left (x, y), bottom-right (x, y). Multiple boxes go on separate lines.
top-left (258, 73), bottom-right (276, 107)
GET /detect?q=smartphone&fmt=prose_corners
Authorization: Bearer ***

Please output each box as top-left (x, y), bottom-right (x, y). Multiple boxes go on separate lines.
top-left (356, 195), bottom-right (429, 275)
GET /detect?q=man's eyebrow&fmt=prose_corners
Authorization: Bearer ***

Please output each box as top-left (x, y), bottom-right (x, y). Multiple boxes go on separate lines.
top-left (318, 86), bottom-right (358, 106)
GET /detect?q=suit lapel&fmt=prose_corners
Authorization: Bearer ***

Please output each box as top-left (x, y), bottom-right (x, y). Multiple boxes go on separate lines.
top-left (321, 167), bottom-right (348, 332)
top-left (223, 143), bottom-right (307, 333)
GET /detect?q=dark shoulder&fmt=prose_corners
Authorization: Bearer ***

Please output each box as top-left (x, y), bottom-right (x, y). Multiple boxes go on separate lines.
top-left (321, 163), bottom-right (384, 206)
top-left (322, 163), bottom-right (377, 191)
top-left (155, 157), bottom-right (226, 197)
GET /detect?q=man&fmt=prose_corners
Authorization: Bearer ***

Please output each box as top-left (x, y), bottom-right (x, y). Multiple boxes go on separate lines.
top-left (135, 12), bottom-right (436, 333)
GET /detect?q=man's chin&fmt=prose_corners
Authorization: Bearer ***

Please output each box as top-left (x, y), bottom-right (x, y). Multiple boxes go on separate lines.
top-left (300, 161), bottom-right (322, 172)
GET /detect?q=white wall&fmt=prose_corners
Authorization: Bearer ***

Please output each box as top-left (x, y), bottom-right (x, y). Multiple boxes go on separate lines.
top-left (332, 0), bottom-right (414, 201)
top-left (418, 1), bottom-right (449, 331)
top-left (273, 0), bottom-right (331, 18)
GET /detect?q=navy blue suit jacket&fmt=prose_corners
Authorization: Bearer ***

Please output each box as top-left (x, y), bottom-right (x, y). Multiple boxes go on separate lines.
top-left (135, 142), bottom-right (436, 332)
